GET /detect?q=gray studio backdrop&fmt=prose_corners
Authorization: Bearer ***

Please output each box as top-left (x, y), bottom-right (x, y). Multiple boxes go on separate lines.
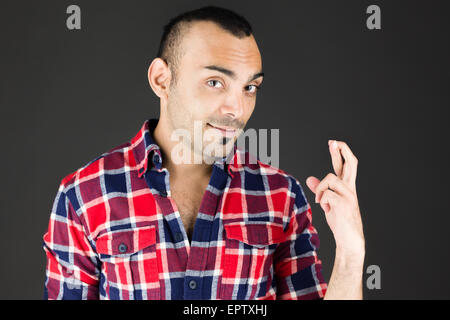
top-left (1, 0), bottom-right (449, 299)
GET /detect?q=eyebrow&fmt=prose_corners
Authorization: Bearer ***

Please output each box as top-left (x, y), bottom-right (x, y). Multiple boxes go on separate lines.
top-left (204, 65), bottom-right (264, 82)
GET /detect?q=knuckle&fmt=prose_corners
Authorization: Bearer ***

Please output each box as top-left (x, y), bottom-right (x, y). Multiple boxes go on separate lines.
top-left (320, 189), bottom-right (334, 205)
top-left (326, 172), bottom-right (335, 180)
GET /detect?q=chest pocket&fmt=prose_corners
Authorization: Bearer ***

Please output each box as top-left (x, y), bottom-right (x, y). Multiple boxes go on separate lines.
top-left (96, 225), bottom-right (160, 300)
top-left (220, 221), bottom-right (285, 300)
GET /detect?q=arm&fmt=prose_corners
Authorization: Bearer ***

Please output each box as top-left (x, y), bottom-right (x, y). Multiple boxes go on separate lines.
top-left (43, 179), bottom-right (100, 299)
top-left (273, 178), bottom-right (328, 300)
top-left (324, 247), bottom-right (365, 300)
top-left (306, 139), bottom-right (365, 300)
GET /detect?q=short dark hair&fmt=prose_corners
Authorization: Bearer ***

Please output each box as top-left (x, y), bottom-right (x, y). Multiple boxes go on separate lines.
top-left (156, 6), bottom-right (253, 83)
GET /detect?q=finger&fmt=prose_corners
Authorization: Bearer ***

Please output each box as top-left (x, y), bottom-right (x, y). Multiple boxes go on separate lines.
top-left (320, 189), bottom-right (338, 214)
top-left (328, 139), bottom-right (343, 177)
top-left (315, 173), bottom-right (353, 204)
top-left (320, 202), bottom-right (330, 214)
top-left (306, 176), bottom-right (320, 194)
top-left (334, 140), bottom-right (358, 187)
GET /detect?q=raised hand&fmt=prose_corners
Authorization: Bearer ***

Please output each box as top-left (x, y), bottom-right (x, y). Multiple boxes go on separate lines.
top-left (306, 140), bottom-right (364, 255)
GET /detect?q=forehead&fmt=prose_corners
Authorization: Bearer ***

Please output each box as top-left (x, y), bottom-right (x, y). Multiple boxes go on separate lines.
top-left (180, 21), bottom-right (262, 72)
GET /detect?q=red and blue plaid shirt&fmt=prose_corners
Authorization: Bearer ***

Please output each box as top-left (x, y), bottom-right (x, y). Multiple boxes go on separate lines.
top-left (43, 118), bottom-right (327, 300)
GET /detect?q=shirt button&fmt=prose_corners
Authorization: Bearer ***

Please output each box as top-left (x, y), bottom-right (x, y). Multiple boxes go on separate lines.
top-left (175, 232), bottom-right (183, 242)
top-left (118, 243), bottom-right (127, 253)
top-left (189, 280), bottom-right (197, 290)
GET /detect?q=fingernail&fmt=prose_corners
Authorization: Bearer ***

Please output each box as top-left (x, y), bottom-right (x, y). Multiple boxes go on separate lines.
top-left (332, 140), bottom-right (338, 149)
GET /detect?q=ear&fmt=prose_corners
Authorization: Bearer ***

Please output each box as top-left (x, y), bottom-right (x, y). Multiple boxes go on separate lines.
top-left (147, 58), bottom-right (172, 100)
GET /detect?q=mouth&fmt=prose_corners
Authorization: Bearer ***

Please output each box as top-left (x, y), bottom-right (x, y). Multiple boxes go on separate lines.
top-left (207, 123), bottom-right (237, 138)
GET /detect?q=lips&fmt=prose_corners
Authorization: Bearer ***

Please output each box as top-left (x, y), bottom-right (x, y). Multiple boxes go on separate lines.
top-left (207, 123), bottom-right (236, 137)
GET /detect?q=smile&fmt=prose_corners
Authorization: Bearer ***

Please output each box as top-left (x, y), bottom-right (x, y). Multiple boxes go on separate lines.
top-left (207, 123), bottom-right (237, 137)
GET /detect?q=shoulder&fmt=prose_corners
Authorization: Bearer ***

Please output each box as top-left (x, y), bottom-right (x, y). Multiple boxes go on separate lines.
top-left (57, 140), bottom-right (132, 212)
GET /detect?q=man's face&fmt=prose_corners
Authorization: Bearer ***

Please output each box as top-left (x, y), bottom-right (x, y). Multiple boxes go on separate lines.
top-left (165, 21), bottom-right (263, 162)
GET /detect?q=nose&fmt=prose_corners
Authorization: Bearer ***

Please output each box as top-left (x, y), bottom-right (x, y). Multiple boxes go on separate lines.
top-left (220, 92), bottom-right (245, 120)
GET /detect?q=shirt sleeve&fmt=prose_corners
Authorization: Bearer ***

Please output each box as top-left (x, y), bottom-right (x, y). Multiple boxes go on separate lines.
top-left (42, 180), bottom-right (100, 299)
top-left (273, 178), bottom-right (328, 300)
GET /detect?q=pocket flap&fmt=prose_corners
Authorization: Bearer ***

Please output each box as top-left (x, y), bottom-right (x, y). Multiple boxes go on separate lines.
top-left (224, 222), bottom-right (285, 247)
top-left (96, 225), bottom-right (156, 256)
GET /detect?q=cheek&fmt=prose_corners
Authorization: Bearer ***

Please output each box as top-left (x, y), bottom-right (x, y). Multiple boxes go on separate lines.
top-left (194, 83), bottom-right (217, 102)
top-left (190, 86), bottom-right (223, 117)
top-left (243, 100), bottom-right (256, 120)
top-left (170, 84), bottom-right (197, 113)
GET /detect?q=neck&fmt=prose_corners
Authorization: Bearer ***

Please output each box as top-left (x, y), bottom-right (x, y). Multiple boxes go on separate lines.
top-left (153, 118), bottom-right (213, 180)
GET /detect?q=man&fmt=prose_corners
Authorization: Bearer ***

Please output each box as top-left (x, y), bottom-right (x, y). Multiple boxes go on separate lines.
top-left (43, 6), bottom-right (365, 300)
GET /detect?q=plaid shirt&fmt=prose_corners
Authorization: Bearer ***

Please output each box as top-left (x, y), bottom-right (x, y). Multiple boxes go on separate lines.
top-left (43, 118), bottom-right (327, 300)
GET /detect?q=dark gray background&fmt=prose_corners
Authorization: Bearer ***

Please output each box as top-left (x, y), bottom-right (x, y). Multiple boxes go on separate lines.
top-left (1, 0), bottom-right (449, 299)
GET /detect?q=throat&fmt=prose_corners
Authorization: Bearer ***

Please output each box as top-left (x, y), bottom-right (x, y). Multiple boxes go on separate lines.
top-left (169, 174), bottom-right (211, 243)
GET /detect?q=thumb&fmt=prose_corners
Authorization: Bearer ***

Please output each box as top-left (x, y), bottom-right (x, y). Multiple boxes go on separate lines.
top-left (305, 176), bottom-right (320, 194)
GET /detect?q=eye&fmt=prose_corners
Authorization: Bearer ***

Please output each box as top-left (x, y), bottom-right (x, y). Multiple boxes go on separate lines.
top-left (246, 84), bottom-right (260, 94)
top-left (207, 80), bottom-right (224, 88)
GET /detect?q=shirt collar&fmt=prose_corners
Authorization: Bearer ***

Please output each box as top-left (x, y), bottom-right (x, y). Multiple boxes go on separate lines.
top-left (130, 118), bottom-right (241, 179)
